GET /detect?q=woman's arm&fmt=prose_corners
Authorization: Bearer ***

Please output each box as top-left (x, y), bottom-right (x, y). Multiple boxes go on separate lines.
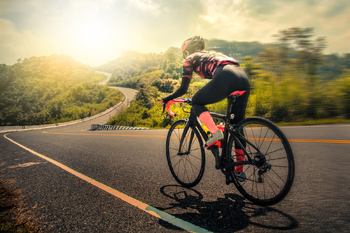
top-left (162, 77), bottom-right (191, 102)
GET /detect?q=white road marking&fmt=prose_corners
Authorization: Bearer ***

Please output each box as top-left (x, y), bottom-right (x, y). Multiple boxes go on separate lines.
top-left (7, 162), bottom-right (44, 169)
top-left (4, 134), bottom-right (212, 233)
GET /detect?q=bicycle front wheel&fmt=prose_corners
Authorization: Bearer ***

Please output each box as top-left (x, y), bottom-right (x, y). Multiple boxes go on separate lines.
top-left (166, 120), bottom-right (205, 188)
top-left (228, 117), bottom-right (295, 206)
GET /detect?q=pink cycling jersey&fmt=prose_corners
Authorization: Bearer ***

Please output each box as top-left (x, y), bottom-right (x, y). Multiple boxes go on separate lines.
top-left (182, 51), bottom-right (239, 79)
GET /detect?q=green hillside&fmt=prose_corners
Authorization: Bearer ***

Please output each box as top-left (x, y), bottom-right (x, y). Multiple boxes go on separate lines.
top-left (0, 54), bottom-right (123, 126)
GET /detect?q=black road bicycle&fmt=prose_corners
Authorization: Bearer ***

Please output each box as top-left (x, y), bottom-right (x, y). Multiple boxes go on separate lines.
top-left (164, 91), bottom-right (295, 206)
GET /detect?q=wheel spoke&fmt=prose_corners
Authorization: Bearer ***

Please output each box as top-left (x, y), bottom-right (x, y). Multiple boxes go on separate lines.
top-left (265, 148), bottom-right (285, 157)
top-left (271, 165), bottom-right (288, 168)
top-left (263, 173), bottom-right (278, 196)
top-left (270, 167), bottom-right (287, 182)
top-left (264, 132), bottom-right (277, 156)
top-left (172, 155), bottom-right (185, 169)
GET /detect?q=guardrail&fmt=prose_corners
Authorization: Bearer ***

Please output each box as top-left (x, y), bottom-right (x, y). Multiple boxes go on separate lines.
top-left (91, 124), bottom-right (149, 130)
top-left (0, 91), bottom-right (126, 134)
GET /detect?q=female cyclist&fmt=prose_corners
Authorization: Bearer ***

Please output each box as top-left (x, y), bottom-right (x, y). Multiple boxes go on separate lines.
top-left (162, 36), bottom-right (250, 180)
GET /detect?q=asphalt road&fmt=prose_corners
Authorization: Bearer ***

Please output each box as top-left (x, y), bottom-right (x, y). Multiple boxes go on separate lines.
top-left (1, 87), bottom-right (350, 232)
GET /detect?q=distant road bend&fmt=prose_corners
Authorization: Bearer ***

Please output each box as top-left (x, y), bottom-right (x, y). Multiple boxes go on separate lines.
top-left (95, 71), bottom-right (138, 125)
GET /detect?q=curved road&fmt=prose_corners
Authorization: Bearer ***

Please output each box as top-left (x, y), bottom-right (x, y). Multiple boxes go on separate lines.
top-left (93, 71), bottom-right (138, 125)
top-left (1, 84), bottom-right (350, 232)
top-left (0, 72), bottom-right (137, 132)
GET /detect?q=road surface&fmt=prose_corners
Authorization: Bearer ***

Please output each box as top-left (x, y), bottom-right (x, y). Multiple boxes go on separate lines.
top-left (1, 86), bottom-right (350, 232)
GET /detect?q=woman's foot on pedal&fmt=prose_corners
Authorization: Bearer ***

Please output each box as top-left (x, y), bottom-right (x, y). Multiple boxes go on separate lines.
top-left (235, 172), bottom-right (246, 182)
top-left (205, 130), bottom-right (224, 149)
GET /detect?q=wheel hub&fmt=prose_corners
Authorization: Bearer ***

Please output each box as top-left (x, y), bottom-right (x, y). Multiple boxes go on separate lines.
top-left (253, 153), bottom-right (266, 167)
top-left (253, 153), bottom-right (271, 173)
top-left (177, 152), bottom-right (189, 156)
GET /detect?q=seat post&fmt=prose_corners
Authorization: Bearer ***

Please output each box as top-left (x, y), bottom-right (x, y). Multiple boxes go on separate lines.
top-left (226, 95), bottom-right (237, 117)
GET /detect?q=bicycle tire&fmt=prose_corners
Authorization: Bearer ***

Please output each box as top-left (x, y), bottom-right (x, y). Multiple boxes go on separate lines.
top-left (228, 117), bottom-right (295, 206)
top-left (166, 120), bottom-right (205, 188)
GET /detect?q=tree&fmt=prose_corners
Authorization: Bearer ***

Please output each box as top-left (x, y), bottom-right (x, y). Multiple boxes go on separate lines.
top-left (274, 27), bottom-right (326, 79)
top-left (135, 88), bottom-right (153, 109)
top-left (164, 48), bottom-right (180, 63)
top-left (242, 56), bottom-right (261, 79)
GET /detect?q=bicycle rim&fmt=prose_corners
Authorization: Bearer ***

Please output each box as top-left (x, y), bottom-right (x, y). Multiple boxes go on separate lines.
top-left (166, 120), bottom-right (205, 188)
top-left (228, 117), bottom-right (295, 206)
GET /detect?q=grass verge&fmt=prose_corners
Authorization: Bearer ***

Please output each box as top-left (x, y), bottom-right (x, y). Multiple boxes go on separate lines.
top-left (0, 173), bottom-right (43, 233)
top-left (275, 118), bottom-right (350, 126)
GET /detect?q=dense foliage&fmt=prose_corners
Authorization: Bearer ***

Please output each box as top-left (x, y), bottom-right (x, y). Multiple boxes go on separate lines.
top-left (0, 54), bottom-right (123, 125)
top-left (106, 28), bottom-right (350, 128)
top-left (101, 49), bottom-right (183, 92)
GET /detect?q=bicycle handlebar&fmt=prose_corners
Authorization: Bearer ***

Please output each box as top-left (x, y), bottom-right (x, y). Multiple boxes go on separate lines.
top-left (164, 99), bottom-right (191, 117)
top-left (164, 91), bottom-right (246, 117)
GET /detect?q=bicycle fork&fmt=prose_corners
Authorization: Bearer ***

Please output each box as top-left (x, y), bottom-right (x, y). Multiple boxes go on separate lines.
top-left (178, 121), bottom-right (194, 155)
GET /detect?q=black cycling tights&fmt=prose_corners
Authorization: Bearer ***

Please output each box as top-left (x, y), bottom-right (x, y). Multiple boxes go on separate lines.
top-left (192, 64), bottom-right (250, 125)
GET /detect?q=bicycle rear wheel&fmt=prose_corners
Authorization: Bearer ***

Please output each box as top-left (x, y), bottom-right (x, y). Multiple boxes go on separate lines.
top-left (228, 117), bottom-right (295, 206)
top-left (166, 120), bottom-right (205, 188)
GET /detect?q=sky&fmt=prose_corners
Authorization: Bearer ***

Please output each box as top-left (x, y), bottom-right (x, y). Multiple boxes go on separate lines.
top-left (1, 0), bottom-right (349, 67)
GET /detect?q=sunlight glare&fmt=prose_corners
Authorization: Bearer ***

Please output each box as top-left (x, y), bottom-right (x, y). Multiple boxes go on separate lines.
top-left (61, 10), bottom-right (129, 66)
top-left (75, 19), bottom-right (110, 50)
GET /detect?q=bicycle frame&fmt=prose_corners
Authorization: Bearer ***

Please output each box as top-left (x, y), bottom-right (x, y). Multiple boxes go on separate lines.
top-left (166, 95), bottom-right (258, 170)
top-left (205, 111), bottom-right (255, 170)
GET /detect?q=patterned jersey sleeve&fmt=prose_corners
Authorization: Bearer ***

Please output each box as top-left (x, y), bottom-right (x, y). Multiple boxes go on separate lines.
top-left (182, 56), bottom-right (195, 79)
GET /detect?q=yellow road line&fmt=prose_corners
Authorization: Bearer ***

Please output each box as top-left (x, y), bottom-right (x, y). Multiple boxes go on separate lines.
top-left (42, 131), bottom-right (350, 144)
top-left (288, 139), bottom-right (350, 144)
top-left (4, 134), bottom-right (211, 233)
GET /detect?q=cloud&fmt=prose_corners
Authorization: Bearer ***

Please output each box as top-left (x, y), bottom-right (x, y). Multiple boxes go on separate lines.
top-left (128, 0), bottom-right (160, 13)
top-left (118, 0), bottom-right (206, 53)
top-left (0, 19), bottom-right (56, 65)
top-left (0, 0), bottom-right (349, 66)
top-left (197, 0), bottom-right (350, 54)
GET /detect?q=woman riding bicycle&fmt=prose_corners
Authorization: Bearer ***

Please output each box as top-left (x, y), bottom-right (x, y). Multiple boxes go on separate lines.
top-left (162, 35), bottom-right (250, 178)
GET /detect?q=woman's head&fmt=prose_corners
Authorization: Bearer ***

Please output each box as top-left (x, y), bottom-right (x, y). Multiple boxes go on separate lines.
top-left (181, 36), bottom-right (205, 58)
